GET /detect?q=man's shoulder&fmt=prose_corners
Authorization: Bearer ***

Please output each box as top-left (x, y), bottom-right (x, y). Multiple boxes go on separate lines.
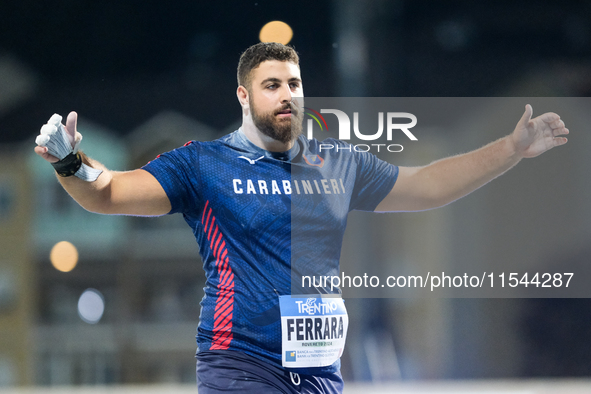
top-left (198, 130), bottom-right (244, 148)
top-left (173, 131), bottom-right (240, 152)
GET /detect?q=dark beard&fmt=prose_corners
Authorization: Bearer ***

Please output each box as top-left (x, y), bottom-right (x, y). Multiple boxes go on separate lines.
top-left (251, 99), bottom-right (304, 144)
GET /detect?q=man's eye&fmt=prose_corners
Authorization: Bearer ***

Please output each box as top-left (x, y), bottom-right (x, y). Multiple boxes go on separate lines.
top-left (267, 84), bottom-right (277, 89)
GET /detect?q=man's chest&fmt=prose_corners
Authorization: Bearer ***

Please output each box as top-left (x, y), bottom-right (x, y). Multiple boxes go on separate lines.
top-left (196, 153), bottom-right (356, 233)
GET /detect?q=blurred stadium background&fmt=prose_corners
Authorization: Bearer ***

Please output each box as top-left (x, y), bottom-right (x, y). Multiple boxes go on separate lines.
top-left (1, 0), bottom-right (591, 392)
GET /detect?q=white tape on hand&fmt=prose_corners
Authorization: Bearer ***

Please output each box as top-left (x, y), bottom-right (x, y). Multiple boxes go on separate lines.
top-left (36, 113), bottom-right (103, 181)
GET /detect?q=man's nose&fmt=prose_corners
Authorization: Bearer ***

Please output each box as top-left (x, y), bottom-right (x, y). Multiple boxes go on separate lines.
top-left (279, 84), bottom-right (293, 103)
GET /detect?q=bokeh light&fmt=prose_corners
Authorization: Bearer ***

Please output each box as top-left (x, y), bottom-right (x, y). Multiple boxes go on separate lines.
top-left (259, 21), bottom-right (293, 45)
top-left (77, 289), bottom-right (105, 324)
top-left (49, 241), bottom-right (79, 272)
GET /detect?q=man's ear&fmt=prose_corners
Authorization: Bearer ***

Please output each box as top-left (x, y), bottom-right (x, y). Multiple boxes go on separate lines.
top-left (237, 85), bottom-right (249, 108)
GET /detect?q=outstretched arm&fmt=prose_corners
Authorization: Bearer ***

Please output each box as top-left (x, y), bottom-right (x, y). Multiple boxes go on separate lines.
top-left (375, 105), bottom-right (569, 212)
top-left (35, 112), bottom-right (171, 216)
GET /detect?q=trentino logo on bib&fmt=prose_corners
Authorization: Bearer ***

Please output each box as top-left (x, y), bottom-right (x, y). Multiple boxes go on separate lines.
top-left (297, 297), bottom-right (337, 314)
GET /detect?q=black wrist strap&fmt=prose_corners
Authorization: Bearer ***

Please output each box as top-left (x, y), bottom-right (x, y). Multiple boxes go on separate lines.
top-left (51, 152), bottom-right (83, 177)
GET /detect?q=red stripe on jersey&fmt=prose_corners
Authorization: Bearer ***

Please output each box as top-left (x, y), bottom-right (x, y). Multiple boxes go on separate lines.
top-left (219, 272), bottom-right (234, 289)
top-left (214, 309), bottom-right (233, 330)
top-left (214, 290), bottom-right (234, 312)
top-left (214, 305), bottom-right (234, 330)
top-left (204, 209), bottom-right (212, 235)
top-left (202, 200), bottom-right (210, 223)
top-left (207, 217), bottom-right (216, 242)
top-left (212, 227), bottom-right (220, 254)
top-left (219, 268), bottom-right (233, 288)
top-left (202, 200), bottom-right (235, 350)
top-left (214, 294), bottom-right (234, 319)
top-left (215, 242), bottom-right (227, 266)
top-left (219, 248), bottom-right (228, 265)
top-left (213, 233), bottom-right (223, 259)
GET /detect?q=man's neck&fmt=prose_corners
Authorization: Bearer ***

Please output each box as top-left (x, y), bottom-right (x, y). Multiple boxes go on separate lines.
top-left (240, 122), bottom-right (294, 152)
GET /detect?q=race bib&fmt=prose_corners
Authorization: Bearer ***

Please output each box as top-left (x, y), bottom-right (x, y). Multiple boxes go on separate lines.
top-left (279, 295), bottom-right (348, 368)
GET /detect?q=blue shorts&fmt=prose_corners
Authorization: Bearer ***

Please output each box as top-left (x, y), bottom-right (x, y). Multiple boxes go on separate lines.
top-left (196, 350), bottom-right (344, 394)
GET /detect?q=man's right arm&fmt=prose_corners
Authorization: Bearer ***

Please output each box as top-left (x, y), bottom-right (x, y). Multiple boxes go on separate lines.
top-left (60, 155), bottom-right (171, 216)
top-left (35, 112), bottom-right (172, 216)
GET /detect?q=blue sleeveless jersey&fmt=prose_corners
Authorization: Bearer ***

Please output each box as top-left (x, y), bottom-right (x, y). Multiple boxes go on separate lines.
top-left (142, 130), bottom-right (398, 375)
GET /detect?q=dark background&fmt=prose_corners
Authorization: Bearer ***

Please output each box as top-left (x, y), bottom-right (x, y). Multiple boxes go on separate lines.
top-left (2, 0), bottom-right (591, 143)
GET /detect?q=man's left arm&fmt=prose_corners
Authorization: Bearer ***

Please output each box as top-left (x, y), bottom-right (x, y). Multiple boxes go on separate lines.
top-left (375, 104), bottom-right (569, 212)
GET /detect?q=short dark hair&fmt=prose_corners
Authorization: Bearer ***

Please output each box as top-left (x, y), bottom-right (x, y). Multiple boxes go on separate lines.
top-left (237, 42), bottom-right (299, 90)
